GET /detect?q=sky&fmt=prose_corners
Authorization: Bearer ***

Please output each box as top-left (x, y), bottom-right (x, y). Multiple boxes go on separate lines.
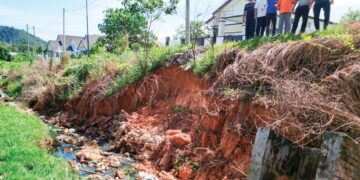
top-left (0, 0), bottom-right (359, 42)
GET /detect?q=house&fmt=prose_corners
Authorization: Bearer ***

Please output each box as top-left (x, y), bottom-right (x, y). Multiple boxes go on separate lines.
top-left (46, 40), bottom-right (62, 59)
top-left (46, 34), bottom-right (101, 59)
top-left (77, 35), bottom-right (102, 53)
top-left (205, 0), bottom-right (332, 44)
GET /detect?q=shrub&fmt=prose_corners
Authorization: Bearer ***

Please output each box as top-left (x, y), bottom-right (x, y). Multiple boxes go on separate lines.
top-left (60, 52), bottom-right (70, 65)
top-left (192, 45), bottom-right (227, 75)
top-left (0, 46), bottom-right (10, 61)
top-left (340, 8), bottom-right (360, 23)
top-left (106, 46), bottom-right (189, 96)
top-left (56, 61), bottom-right (97, 100)
top-left (6, 81), bottom-right (22, 98)
top-left (11, 53), bottom-right (28, 62)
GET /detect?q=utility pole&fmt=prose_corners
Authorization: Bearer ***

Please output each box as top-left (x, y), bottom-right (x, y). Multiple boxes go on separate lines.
top-left (27, 24), bottom-right (30, 62)
top-left (185, 0), bottom-right (190, 44)
top-left (9, 40), bottom-right (12, 61)
top-left (33, 26), bottom-right (36, 55)
top-left (86, 0), bottom-right (90, 57)
top-left (63, 8), bottom-right (66, 54)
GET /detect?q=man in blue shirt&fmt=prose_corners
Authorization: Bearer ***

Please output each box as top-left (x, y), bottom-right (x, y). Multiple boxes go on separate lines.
top-left (313, 0), bottom-right (334, 30)
top-left (243, 0), bottom-right (256, 40)
top-left (266, 0), bottom-right (278, 36)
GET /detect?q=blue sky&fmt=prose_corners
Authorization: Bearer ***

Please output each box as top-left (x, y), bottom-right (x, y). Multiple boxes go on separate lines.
top-left (0, 0), bottom-right (358, 42)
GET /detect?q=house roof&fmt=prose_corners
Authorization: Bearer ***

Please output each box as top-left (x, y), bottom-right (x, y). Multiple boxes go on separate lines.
top-left (56, 35), bottom-right (84, 48)
top-left (83, 35), bottom-right (102, 49)
top-left (47, 34), bottom-right (102, 52)
top-left (206, 0), bottom-right (234, 24)
top-left (47, 40), bottom-right (61, 52)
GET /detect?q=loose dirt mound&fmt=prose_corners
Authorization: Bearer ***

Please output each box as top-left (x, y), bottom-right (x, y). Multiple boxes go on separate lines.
top-left (57, 65), bottom-right (275, 179)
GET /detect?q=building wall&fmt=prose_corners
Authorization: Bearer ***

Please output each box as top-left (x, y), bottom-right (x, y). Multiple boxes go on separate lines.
top-left (207, 0), bottom-right (327, 37)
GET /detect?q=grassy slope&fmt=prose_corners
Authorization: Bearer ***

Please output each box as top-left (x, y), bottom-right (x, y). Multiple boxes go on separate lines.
top-left (0, 105), bottom-right (75, 179)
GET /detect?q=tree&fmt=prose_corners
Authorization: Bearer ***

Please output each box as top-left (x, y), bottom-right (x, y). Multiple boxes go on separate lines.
top-left (174, 21), bottom-right (205, 40)
top-left (36, 46), bottom-right (43, 54)
top-left (0, 45), bottom-right (10, 61)
top-left (99, 0), bottom-right (179, 53)
top-left (99, 7), bottom-right (147, 53)
top-left (121, 0), bottom-right (179, 48)
top-left (341, 9), bottom-right (360, 23)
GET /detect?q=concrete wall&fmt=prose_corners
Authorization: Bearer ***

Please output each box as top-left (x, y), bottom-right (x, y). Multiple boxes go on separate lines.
top-left (316, 132), bottom-right (360, 179)
top-left (248, 128), bottom-right (359, 180)
top-left (247, 128), bottom-right (320, 180)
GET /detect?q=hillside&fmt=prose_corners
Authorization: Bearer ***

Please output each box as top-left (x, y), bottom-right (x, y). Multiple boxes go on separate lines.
top-left (0, 25), bottom-right (46, 47)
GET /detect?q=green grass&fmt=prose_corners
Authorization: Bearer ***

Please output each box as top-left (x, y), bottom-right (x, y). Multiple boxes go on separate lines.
top-left (192, 44), bottom-right (228, 75)
top-left (235, 23), bottom-right (356, 52)
top-left (5, 81), bottom-right (22, 98)
top-left (106, 46), bottom-right (189, 96)
top-left (0, 61), bottom-right (25, 72)
top-left (235, 34), bottom-right (303, 51)
top-left (0, 105), bottom-right (75, 179)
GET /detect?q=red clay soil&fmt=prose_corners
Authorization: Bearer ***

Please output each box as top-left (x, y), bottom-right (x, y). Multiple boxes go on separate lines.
top-left (53, 65), bottom-right (274, 179)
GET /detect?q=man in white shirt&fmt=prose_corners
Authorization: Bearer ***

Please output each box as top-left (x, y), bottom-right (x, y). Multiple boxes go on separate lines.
top-left (255, 0), bottom-right (268, 36)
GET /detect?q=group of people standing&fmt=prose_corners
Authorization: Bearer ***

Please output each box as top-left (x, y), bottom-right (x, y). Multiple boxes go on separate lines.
top-left (243, 0), bottom-right (334, 40)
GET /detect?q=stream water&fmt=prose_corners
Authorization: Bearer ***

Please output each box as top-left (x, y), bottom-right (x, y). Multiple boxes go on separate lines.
top-left (47, 124), bottom-right (138, 179)
top-left (0, 89), bottom-right (8, 98)
top-left (0, 95), bottom-right (140, 179)
top-left (0, 91), bottom-right (160, 179)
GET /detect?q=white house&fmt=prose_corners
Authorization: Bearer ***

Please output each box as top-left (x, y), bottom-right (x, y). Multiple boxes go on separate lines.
top-left (46, 35), bottom-right (101, 59)
top-left (205, 0), bottom-right (331, 44)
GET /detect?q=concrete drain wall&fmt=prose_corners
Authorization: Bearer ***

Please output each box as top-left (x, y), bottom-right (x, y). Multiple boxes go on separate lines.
top-left (247, 128), bottom-right (360, 180)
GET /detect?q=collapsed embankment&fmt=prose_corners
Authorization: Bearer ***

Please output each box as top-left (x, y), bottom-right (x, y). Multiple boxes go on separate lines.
top-left (55, 65), bottom-right (274, 179)
top-left (29, 22), bottom-right (360, 179)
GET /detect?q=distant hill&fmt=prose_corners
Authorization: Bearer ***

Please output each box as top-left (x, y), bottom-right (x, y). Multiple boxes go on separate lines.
top-left (0, 26), bottom-right (46, 47)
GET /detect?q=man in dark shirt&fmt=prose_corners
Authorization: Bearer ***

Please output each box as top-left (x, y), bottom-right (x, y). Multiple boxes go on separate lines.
top-left (313, 0), bottom-right (334, 30)
top-left (243, 0), bottom-right (256, 40)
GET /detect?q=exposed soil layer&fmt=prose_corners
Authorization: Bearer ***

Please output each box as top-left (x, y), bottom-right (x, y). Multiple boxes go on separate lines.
top-left (54, 65), bottom-right (273, 179)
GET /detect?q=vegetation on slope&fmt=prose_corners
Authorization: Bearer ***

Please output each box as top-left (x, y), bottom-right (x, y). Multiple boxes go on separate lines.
top-left (0, 26), bottom-right (46, 51)
top-left (0, 105), bottom-right (75, 179)
top-left (107, 46), bottom-right (189, 95)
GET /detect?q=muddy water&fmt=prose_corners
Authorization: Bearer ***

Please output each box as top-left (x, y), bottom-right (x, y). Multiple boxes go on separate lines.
top-left (47, 123), bottom-right (138, 179)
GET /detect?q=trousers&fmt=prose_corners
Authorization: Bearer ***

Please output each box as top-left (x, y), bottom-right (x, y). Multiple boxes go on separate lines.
top-left (279, 13), bottom-right (292, 34)
top-left (256, 16), bottom-right (267, 37)
top-left (292, 5), bottom-right (310, 34)
top-left (313, 1), bottom-right (331, 30)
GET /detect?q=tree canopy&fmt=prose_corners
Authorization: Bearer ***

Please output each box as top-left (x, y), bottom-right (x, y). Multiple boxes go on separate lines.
top-left (98, 0), bottom-right (179, 53)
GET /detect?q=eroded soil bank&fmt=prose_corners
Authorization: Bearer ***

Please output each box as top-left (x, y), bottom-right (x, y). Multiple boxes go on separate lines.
top-left (40, 65), bottom-right (274, 179)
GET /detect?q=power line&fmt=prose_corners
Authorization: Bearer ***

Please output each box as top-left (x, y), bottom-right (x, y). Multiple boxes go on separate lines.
top-left (37, 13), bottom-right (63, 30)
top-left (67, 0), bottom-right (97, 12)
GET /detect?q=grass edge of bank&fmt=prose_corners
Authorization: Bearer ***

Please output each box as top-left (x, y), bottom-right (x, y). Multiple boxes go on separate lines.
top-left (0, 105), bottom-right (76, 179)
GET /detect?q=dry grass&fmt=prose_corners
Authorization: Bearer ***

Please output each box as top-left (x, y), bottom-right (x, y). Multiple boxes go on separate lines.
top-left (214, 22), bottom-right (360, 145)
